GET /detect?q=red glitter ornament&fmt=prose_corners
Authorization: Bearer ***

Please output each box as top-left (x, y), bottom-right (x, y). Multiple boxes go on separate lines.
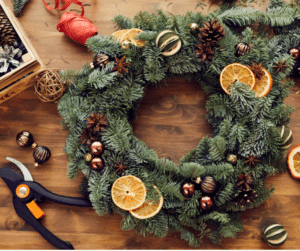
top-left (42, 0), bottom-right (98, 45)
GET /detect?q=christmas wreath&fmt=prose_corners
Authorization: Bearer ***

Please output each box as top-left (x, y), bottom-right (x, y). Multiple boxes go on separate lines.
top-left (57, 0), bottom-right (298, 247)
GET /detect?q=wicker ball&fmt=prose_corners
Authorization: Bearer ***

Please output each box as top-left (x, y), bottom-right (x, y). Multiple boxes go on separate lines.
top-left (34, 69), bottom-right (67, 103)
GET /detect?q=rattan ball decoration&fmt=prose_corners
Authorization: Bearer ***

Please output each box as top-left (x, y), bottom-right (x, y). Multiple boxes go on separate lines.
top-left (34, 69), bottom-right (67, 103)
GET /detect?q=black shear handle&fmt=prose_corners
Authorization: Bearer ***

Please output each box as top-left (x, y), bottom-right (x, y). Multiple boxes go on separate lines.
top-left (26, 181), bottom-right (92, 207)
top-left (13, 198), bottom-right (74, 249)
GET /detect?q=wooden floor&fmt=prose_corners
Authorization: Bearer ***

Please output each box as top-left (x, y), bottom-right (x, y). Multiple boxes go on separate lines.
top-left (0, 0), bottom-right (300, 249)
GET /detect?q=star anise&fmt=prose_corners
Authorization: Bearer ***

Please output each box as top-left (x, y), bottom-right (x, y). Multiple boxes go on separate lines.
top-left (271, 58), bottom-right (289, 75)
top-left (247, 62), bottom-right (264, 79)
top-left (112, 56), bottom-right (131, 75)
top-left (113, 160), bottom-right (128, 174)
top-left (236, 173), bottom-right (253, 191)
top-left (243, 154), bottom-right (260, 167)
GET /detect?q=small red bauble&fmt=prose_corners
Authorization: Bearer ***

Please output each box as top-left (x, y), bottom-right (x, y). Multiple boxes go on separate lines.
top-left (90, 157), bottom-right (104, 171)
top-left (200, 196), bottom-right (213, 210)
top-left (181, 182), bottom-right (195, 198)
top-left (90, 141), bottom-right (103, 155)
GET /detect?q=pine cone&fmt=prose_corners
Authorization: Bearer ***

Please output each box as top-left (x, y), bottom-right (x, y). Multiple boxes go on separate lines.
top-left (198, 19), bottom-right (225, 45)
top-left (233, 189), bottom-right (257, 206)
top-left (0, 7), bottom-right (17, 46)
top-left (79, 128), bottom-right (98, 146)
top-left (195, 42), bottom-right (214, 61)
top-left (236, 173), bottom-right (253, 191)
top-left (86, 113), bottom-right (108, 132)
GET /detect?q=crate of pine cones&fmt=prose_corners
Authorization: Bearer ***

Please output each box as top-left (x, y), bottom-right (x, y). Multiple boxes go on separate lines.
top-left (0, 0), bottom-right (44, 104)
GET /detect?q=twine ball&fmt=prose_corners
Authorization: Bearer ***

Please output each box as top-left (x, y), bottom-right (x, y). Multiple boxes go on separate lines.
top-left (34, 69), bottom-right (67, 103)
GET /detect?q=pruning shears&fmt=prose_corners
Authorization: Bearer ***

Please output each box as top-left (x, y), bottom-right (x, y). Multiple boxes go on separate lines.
top-left (0, 157), bottom-right (92, 249)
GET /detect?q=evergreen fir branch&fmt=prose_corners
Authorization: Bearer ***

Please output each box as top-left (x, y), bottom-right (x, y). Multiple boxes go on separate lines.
top-left (167, 49), bottom-right (204, 75)
top-left (218, 7), bottom-right (262, 26)
top-left (208, 136), bottom-right (227, 161)
top-left (215, 183), bottom-right (235, 207)
top-left (202, 163), bottom-right (235, 181)
top-left (66, 161), bottom-right (80, 179)
top-left (86, 35), bottom-right (123, 58)
top-left (217, 216), bottom-right (244, 239)
top-left (271, 104), bottom-right (295, 125)
top-left (153, 158), bottom-right (179, 175)
top-left (88, 170), bottom-right (113, 216)
top-left (180, 229), bottom-right (201, 247)
top-left (136, 30), bottom-right (158, 41)
top-left (251, 96), bottom-right (274, 121)
top-left (101, 117), bottom-right (132, 153)
top-left (112, 14), bottom-right (133, 29)
top-left (179, 162), bottom-right (206, 178)
top-left (227, 122), bottom-right (248, 151)
top-left (58, 69), bottom-right (78, 82)
top-left (262, 6), bottom-right (300, 27)
top-left (229, 82), bottom-right (256, 116)
top-left (88, 63), bottom-right (118, 89)
top-left (206, 94), bottom-right (235, 121)
top-left (127, 137), bottom-right (157, 164)
top-left (207, 211), bottom-right (232, 224)
top-left (12, 0), bottom-right (29, 16)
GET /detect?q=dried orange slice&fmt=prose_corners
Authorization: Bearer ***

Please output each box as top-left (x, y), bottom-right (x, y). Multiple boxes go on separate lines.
top-left (130, 186), bottom-right (163, 219)
top-left (251, 67), bottom-right (273, 98)
top-left (111, 175), bottom-right (146, 211)
top-left (287, 144), bottom-right (300, 179)
top-left (112, 28), bottom-right (145, 47)
top-left (220, 63), bottom-right (256, 94)
top-left (111, 29), bottom-right (129, 41)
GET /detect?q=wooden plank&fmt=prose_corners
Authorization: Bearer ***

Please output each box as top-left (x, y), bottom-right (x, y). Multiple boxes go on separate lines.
top-left (0, 0), bottom-right (299, 249)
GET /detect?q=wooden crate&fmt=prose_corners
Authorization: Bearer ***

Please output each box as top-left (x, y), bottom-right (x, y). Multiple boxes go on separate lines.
top-left (0, 0), bottom-right (44, 104)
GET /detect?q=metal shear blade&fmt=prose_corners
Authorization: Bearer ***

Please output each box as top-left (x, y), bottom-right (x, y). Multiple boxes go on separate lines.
top-left (6, 157), bottom-right (33, 181)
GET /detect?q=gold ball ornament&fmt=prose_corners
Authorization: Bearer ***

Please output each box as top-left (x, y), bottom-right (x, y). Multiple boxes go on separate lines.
top-left (226, 154), bottom-right (237, 164)
top-left (190, 23), bottom-right (199, 30)
top-left (34, 69), bottom-right (68, 103)
top-left (156, 30), bottom-right (182, 56)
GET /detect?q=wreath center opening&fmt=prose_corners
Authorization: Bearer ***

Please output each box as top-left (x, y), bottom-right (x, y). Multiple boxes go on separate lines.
top-left (132, 79), bottom-right (212, 163)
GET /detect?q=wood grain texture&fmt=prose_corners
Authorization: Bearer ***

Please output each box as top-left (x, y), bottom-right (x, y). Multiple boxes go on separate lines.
top-left (0, 0), bottom-right (300, 249)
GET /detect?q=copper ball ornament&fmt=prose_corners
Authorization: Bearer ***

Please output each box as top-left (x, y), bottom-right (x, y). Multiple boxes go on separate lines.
top-left (90, 157), bottom-right (104, 171)
top-left (16, 131), bottom-right (37, 148)
top-left (33, 146), bottom-right (51, 166)
top-left (181, 182), bottom-right (195, 198)
top-left (200, 196), bottom-right (213, 210)
top-left (199, 176), bottom-right (217, 194)
top-left (90, 141), bottom-right (103, 155)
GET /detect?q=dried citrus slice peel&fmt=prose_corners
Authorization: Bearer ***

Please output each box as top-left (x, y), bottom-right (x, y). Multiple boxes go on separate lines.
top-left (130, 186), bottom-right (163, 219)
top-left (251, 67), bottom-right (273, 98)
top-left (220, 63), bottom-right (256, 94)
top-left (287, 144), bottom-right (300, 179)
top-left (111, 175), bottom-right (147, 211)
top-left (112, 28), bottom-right (145, 47)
